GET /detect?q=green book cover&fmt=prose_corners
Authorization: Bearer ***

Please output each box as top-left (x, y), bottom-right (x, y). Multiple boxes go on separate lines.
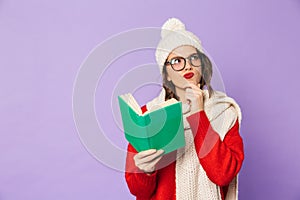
top-left (118, 94), bottom-right (185, 154)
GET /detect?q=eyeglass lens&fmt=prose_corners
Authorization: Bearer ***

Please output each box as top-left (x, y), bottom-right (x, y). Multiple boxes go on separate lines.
top-left (169, 54), bottom-right (201, 71)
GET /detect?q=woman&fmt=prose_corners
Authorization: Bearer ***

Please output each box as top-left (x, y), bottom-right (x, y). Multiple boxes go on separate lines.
top-left (125, 18), bottom-right (244, 200)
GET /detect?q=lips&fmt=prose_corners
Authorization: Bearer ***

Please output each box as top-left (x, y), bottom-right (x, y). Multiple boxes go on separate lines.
top-left (183, 72), bottom-right (194, 79)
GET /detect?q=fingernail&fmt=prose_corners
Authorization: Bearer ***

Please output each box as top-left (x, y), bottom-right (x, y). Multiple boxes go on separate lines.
top-left (158, 149), bottom-right (164, 154)
top-left (149, 149), bottom-right (157, 153)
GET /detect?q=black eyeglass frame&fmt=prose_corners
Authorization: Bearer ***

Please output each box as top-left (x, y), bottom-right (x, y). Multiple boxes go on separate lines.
top-left (164, 53), bottom-right (202, 71)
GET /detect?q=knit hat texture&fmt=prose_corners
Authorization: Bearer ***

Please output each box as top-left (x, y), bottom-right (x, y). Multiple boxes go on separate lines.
top-left (155, 18), bottom-right (204, 74)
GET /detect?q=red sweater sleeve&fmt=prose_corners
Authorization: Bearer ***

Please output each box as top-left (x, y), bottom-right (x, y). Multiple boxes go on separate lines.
top-left (125, 105), bottom-right (158, 199)
top-left (187, 110), bottom-right (244, 186)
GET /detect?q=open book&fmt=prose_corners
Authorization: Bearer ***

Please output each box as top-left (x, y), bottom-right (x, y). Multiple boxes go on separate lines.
top-left (118, 93), bottom-right (185, 154)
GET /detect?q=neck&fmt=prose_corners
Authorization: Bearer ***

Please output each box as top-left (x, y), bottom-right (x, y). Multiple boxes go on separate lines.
top-left (175, 87), bottom-right (188, 103)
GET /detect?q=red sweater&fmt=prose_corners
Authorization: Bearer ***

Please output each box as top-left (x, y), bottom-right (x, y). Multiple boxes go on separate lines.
top-left (125, 106), bottom-right (244, 200)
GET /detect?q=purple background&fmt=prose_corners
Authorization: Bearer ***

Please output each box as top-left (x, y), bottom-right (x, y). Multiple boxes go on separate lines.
top-left (1, 0), bottom-right (300, 199)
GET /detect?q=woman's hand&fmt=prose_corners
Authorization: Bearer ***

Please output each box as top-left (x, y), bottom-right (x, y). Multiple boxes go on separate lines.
top-left (133, 149), bottom-right (164, 174)
top-left (184, 83), bottom-right (204, 114)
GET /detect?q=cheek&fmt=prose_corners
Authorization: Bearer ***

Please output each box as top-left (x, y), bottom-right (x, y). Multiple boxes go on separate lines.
top-left (195, 68), bottom-right (202, 80)
top-left (166, 67), bottom-right (176, 80)
top-left (166, 67), bottom-right (184, 81)
top-left (166, 66), bottom-right (175, 75)
top-left (196, 67), bottom-right (202, 75)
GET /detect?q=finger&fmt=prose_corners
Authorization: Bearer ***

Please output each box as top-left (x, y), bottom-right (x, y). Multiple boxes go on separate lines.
top-left (185, 93), bottom-right (196, 100)
top-left (137, 149), bottom-right (164, 164)
top-left (185, 91), bottom-right (202, 99)
top-left (182, 82), bottom-right (193, 90)
top-left (148, 153), bottom-right (163, 167)
top-left (156, 149), bottom-right (164, 156)
top-left (186, 91), bottom-right (202, 98)
top-left (185, 88), bottom-right (196, 95)
top-left (186, 84), bottom-right (203, 92)
top-left (146, 158), bottom-right (163, 173)
top-left (135, 149), bottom-right (157, 159)
top-left (138, 163), bottom-right (154, 173)
top-left (138, 154), bottom-right (163, 173)
top-left (185, 93), bottom-right (202, 106)
top-left (182, 80), bottom-right (203, 89)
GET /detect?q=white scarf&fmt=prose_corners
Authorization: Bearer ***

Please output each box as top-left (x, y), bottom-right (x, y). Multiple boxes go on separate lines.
top-left (146, 88), bottom-right (242, 200)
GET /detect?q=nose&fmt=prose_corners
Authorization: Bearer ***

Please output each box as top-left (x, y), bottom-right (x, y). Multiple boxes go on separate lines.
top-left (184, 61), bottom-right (192, 71)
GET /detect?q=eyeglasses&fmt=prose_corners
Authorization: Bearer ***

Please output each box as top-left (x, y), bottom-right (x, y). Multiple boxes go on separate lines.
top-left (165, 53), bottom-right (201, 71)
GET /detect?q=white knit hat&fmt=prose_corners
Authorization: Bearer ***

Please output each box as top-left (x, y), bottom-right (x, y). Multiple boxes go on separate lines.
top-left (155, 18), bottom-right (204, 74)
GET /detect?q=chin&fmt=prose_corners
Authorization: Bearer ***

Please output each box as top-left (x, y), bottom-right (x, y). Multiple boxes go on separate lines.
top-left (188, 79), bottom-right (198, 85)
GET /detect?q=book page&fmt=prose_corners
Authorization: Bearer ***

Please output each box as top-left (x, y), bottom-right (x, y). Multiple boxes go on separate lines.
top-left (120, 93), bottom-right (142, 115)
top-left (147, 98), bottom-right (178, 113)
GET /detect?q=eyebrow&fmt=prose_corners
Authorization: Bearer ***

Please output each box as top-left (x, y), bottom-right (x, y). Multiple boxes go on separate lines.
top-left (167, 52), bottom-right (198, 61)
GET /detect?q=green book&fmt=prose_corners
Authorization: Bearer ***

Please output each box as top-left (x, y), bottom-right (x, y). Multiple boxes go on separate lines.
top-left (118, 93), bottom-right (185, 154)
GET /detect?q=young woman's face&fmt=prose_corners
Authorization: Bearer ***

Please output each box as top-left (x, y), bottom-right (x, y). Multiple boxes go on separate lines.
top-left (165, 45), bottom-right (202, 88)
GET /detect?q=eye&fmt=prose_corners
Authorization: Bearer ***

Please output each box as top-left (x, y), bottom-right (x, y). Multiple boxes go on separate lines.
top-left (190, 54), bottom-right (200, 60)
top-left (170, 58), bottom-right (182, 65)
